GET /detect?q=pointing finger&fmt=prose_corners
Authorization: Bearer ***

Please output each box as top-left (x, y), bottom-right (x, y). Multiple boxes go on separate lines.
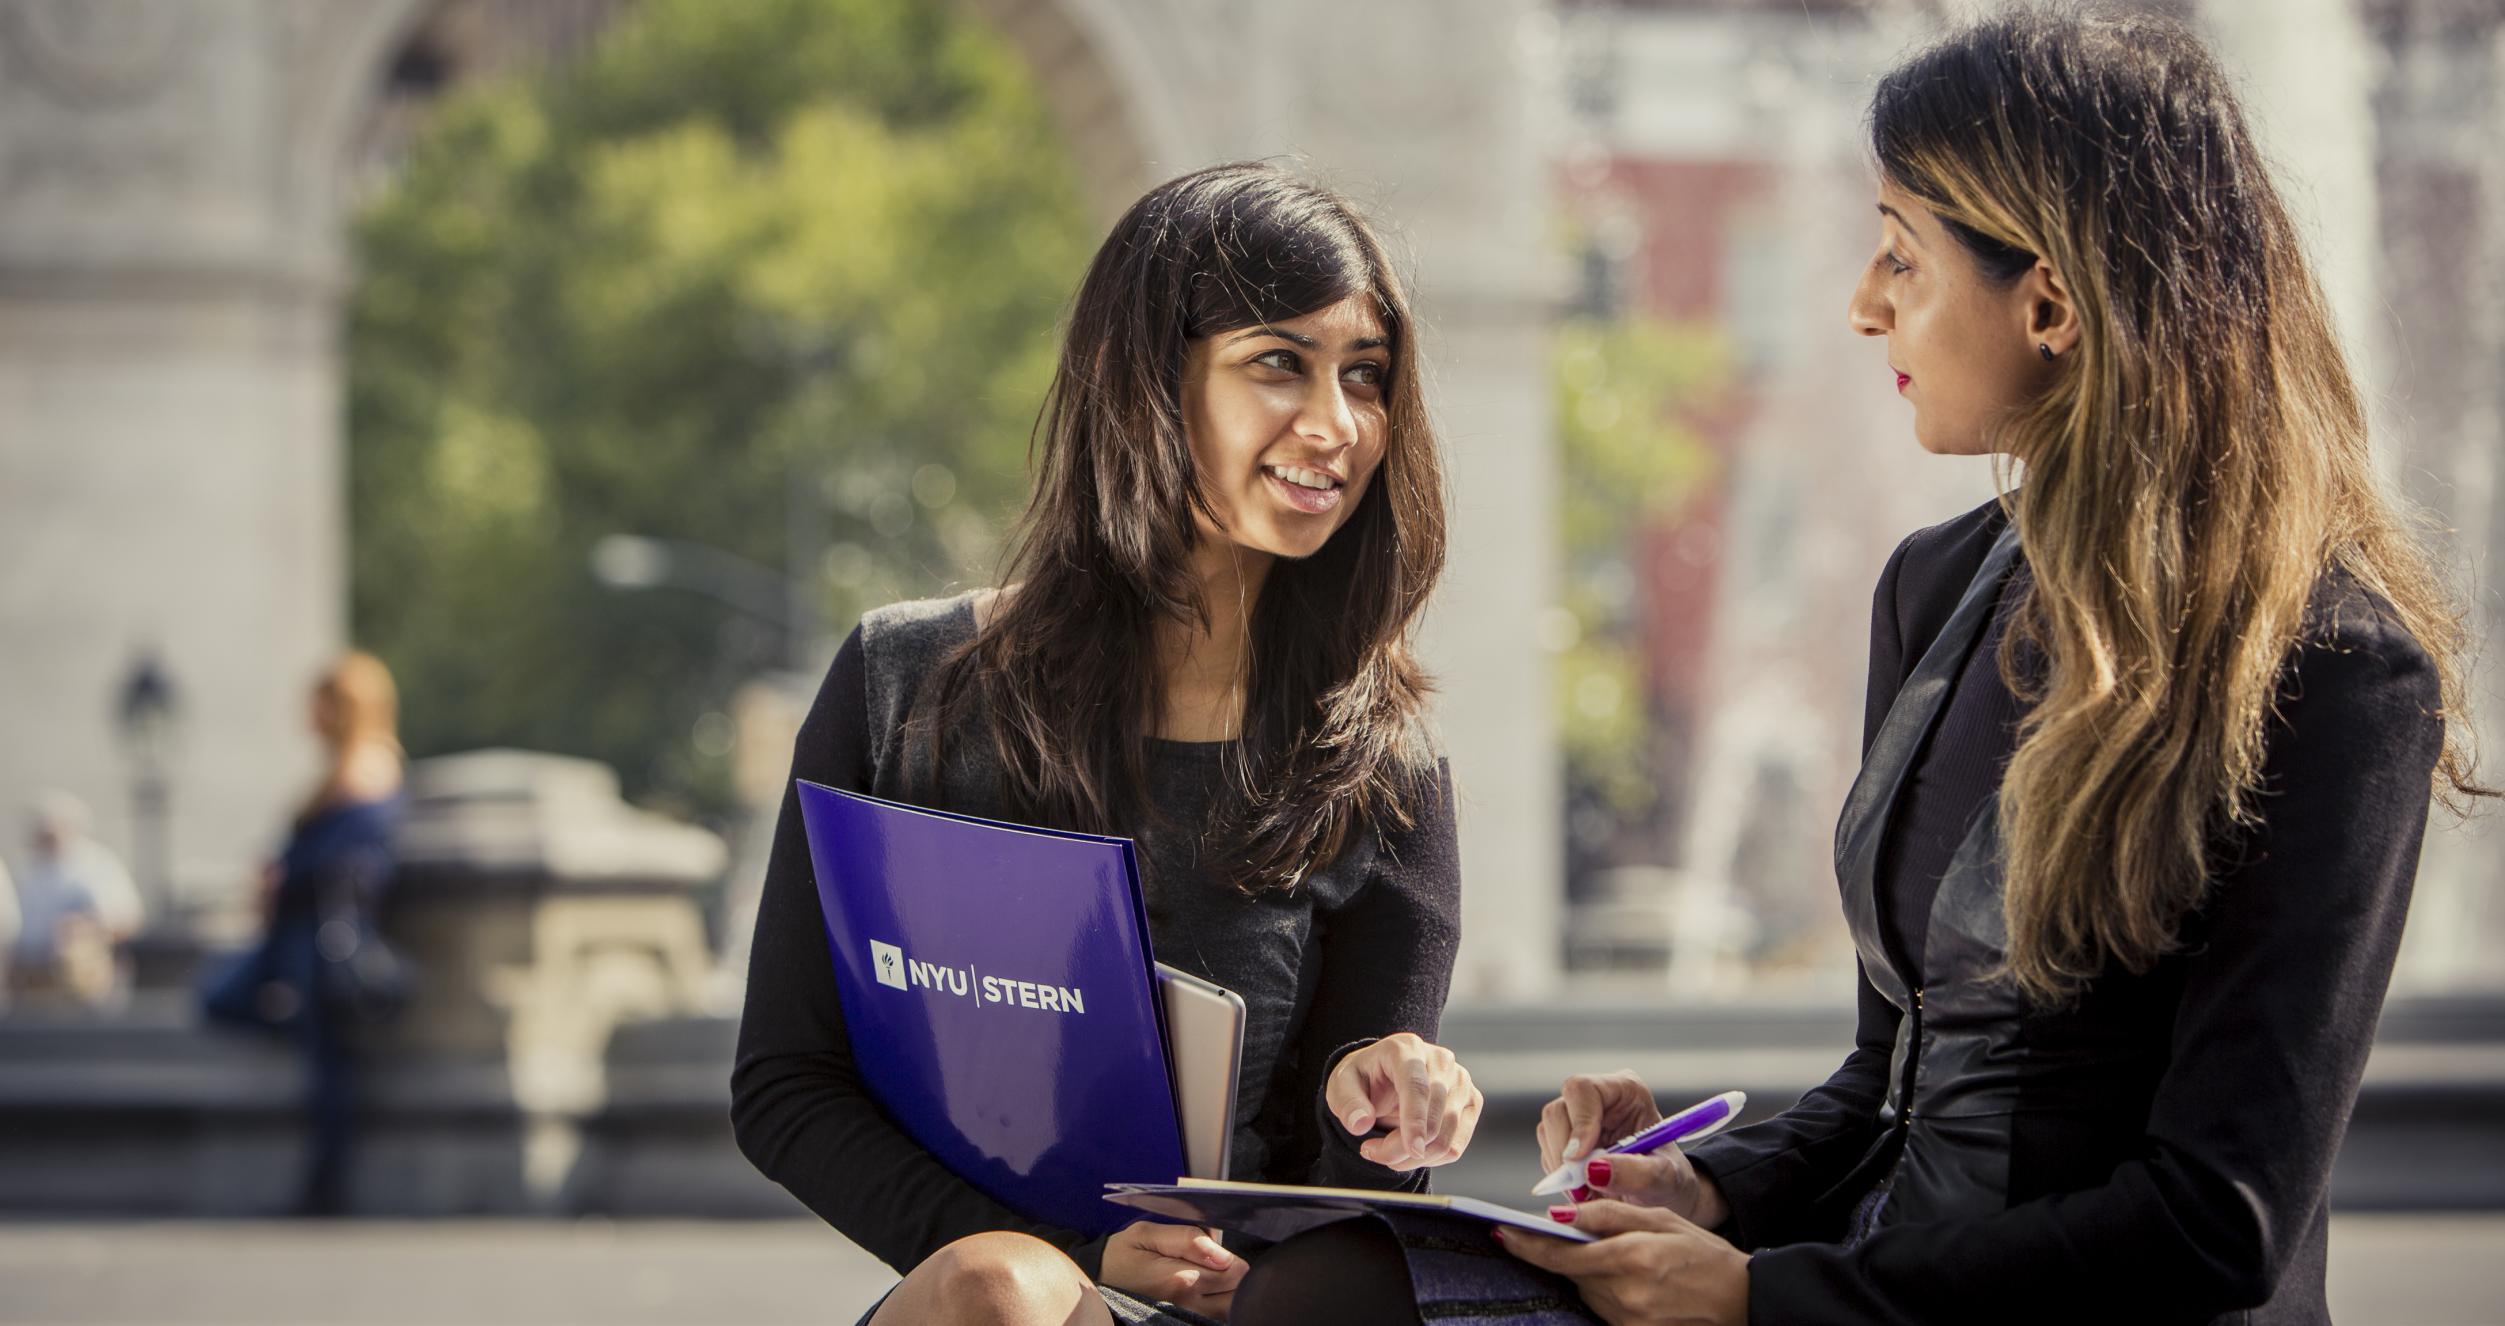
top-left (1435, 1086), bottom-right (1482, 1163)
top-left (1393, 1057), bottom-right (1431, 1162)
top-left (1325, 1053), bottom-right (1377, 1136)
top-left (1423, 1070), bottom-right (1450, 1151)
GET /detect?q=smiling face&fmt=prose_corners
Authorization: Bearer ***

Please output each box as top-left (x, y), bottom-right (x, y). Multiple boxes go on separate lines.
top-left (1181, 293), bottom-right (1392, 561)
top-left (1847, 179), bottom-right (2067, 456)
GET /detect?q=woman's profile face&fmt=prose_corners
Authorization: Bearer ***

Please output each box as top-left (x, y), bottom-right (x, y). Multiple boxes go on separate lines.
top-left (1846, 179), bottom-right (2050, 456)
top-left (1180, 293), bottom-right (1391, 561)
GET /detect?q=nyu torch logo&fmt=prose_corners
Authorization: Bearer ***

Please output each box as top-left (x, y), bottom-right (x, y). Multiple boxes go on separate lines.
top-left (871, 939), bottom-right (908, 991)
top-left (866, 938), bottom-right (1087, 1015)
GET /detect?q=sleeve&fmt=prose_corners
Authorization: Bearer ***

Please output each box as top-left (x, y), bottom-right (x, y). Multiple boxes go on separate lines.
top-left (728, 626), bottom-right (1110, 1278)
top-left (1742, 622), bottom-right (2445, 1325)
top-left (1291, 757), bottom-right (1464, 1191)
top-left (1683, 965), bottom-right (1899, 1248)
top-left (1682, 535), bottom-right (1913, 1245)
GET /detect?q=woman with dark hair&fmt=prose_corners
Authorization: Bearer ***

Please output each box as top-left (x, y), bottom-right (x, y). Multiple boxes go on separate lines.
top-left (1490, 7), bottom-right (2491, 1323)
top-left (732, 162), bottom-right (1483, 1325)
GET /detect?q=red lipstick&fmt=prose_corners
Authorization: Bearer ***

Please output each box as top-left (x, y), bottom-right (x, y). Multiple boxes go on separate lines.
top-left (1895, 372), bottom-right (1910, 393)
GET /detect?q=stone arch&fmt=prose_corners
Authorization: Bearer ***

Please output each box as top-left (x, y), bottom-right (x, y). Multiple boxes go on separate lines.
top-left (957, 0), bottom-right (1171, 217)
top-left (331, 1), bottom-right (1179, 225)
top-left (278, 0), bottom-right (439, 272)
top-left (0, 0), bottom-right (1561, 997)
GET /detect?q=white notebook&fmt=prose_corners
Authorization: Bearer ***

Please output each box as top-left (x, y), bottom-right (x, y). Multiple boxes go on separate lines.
top-left (1105, 1177), bottom-right (1595, 1243)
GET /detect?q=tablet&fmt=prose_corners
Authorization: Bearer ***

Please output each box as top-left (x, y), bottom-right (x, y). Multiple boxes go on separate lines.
top-left (1156, 963), bottom-right (1245, 1181)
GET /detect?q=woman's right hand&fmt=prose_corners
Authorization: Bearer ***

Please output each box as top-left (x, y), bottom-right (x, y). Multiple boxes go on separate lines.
top-left (1537, 1071), bottom-right (1727, 1228)
top-left (1099, 1219), bottom-right (1246, 1315)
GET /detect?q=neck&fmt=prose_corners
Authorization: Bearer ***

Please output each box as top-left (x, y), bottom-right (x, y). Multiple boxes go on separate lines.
top-left (315, 736), bottom-right (403, 806)
top-left (1151, 540), bottom-right (1272, 737)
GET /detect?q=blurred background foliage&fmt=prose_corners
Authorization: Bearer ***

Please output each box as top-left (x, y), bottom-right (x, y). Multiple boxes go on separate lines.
top-left (346, 0), bottom-right (1091, 816)
top-left (1552, 319), bottom-right (1721, 818)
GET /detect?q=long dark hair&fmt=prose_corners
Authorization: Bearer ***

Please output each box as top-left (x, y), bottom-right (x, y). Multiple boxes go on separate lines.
top-left (911, 162), bottom-right (1448, 891)
top-left (1871, 5), bottom-right (2489, 999)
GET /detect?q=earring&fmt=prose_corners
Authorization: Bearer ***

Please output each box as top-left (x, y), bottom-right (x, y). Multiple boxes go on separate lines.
top-left (2039, 343), bottom-right (2056, 362)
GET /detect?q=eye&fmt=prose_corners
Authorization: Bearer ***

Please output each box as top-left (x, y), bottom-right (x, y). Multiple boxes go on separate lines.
top-left (1251, 348), bottom-right (1302, 374)
top-left (1343, 361), bottom-right (1386, 395)
top-left (1878, 249), bottom-right (1912, 276)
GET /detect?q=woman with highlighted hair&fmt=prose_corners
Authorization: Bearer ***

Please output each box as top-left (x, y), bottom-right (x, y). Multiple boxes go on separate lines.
top-left (1319, 8), bottom-right (2489, 1324)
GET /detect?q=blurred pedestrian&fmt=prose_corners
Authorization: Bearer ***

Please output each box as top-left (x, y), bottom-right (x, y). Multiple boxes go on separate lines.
top-left (202, 650), bottom-right (407, 1215)
top-left (6, 793), bottom-right (145, 1010)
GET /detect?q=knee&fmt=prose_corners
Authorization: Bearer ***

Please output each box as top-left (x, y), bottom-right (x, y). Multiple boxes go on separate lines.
top-left (916, 1232), bottom-right (1094, 1325)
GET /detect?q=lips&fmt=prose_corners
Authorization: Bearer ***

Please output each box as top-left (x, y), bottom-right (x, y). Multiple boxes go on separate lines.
top-left (1263, 466), bottom-right (1344, 515)
top-left (1895, 372), bottom-right (1911, 393)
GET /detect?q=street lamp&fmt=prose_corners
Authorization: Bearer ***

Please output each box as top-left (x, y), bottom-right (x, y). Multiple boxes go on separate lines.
top-left (114, 651), bottom-right (180, 914)
top-left (589, 534), bottom-right (811, 670)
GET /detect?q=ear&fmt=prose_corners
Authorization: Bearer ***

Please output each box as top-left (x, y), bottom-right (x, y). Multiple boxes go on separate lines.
top-left (2020, 258), bottom-right (2081, 360)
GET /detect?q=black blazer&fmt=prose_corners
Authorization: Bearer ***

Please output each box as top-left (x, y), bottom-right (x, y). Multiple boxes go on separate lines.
top-left (1685, 498), bottom-right (2444, 1325)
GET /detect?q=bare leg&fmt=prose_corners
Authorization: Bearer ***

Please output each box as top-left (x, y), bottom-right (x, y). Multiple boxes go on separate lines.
top-left (869, 1231), bottom-right (1116, 1326)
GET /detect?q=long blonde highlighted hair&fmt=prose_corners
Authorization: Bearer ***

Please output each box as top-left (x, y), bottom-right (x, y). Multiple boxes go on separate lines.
top-left (1872, 5), bottom-right (2491, 1001)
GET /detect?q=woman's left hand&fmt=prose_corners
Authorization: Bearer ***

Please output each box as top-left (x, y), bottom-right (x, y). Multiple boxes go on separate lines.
top-left (1496, 1199), bottom-right (1749, 1326)
top-left (1324, 1032), bottom-right (1483, 1170)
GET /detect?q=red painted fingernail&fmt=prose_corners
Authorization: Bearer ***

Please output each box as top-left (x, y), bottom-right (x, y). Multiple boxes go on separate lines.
top-left (1587, 1158), bottom-right (1612, 1187)
top-left (1570, 1185), bottom-right (1593, 1203)
top-left (1548, 1205), bottom-right (1577, 1223)
top-left (1490, 1228), bottom-right (1507, 1243)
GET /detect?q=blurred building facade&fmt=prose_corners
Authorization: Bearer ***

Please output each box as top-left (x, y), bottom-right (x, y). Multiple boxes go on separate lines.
top-left (3, 0), bottom-right (2499, 1005)
top-left (0, 1), bottom-right (418, 926)
top-left (0, 0), bottom-right (1564, 996)
top-left (1551, 0), bottom-right (2505, 997)
top-left (2363, 0), bottom-right (2505, 992)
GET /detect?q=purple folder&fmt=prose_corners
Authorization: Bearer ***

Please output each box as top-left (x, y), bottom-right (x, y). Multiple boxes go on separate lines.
top-left (795, 780), bottom-right (1187, 1234)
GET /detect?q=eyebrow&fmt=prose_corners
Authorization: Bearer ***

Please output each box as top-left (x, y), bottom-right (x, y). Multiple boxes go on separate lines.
top-left (1876, 203), bottom-right (1924, 245)
top-left (1224, 326), bottom-right (1389, 352)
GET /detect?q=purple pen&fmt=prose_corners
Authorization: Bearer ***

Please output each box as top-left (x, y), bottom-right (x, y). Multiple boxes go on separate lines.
top-left (1531, 1089), bottom-right (1748, 1196)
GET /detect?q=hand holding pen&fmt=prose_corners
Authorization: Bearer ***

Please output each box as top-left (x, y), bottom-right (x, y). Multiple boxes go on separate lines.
top-left (1533, 1074), bottom-right (1744, 1226)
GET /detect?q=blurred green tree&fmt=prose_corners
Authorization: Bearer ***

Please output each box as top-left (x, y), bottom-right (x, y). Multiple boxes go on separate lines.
top-left (1551, 320), bottom-right (1723, 819)
top-left (347, 0), bottom-right (1091, 814)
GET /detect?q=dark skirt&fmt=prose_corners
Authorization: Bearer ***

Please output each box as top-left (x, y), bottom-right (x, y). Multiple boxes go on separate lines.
top-left (853, 1214), bottom-right (1596, 1325)
top-left (1239, 1212), bottom-right (1599, 1326)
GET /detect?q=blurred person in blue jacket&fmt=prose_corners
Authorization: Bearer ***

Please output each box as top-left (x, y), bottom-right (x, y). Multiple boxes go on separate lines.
top-left (203, 650), bottom-right (406, 1215)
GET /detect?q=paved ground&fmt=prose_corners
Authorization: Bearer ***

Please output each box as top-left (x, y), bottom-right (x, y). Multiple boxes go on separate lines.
top-left (2, 1214), bottom-right (2501, 1325)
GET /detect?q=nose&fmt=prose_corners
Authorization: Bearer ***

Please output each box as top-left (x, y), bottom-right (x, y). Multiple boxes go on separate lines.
top-left (1847, 268), bottom-right (1892, 338)
top-left (1296, 374), bottom-right (1362, 452)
